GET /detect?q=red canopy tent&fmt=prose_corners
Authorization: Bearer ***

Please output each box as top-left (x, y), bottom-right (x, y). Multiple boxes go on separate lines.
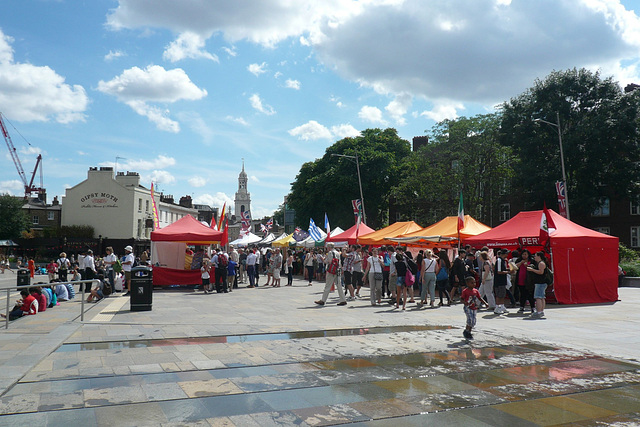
top-left (326, 223), bottom-right (376, 245)
top-left (464, 210), bottom-right (619, 304)
top-left (150, 215), bottom-right (223, 285)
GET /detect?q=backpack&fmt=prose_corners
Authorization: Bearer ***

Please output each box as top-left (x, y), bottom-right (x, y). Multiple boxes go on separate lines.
top-left (545, 267), bottom-right (554, 285)
top-left (218, 254), bottom-right (228, 269)
top-left (406, 258), bottom-right (418, 275)
top-left (327, 251), bottom-right (340, 275)
top-left (113, 259), bottom-right (123, 273)
top-left (383, 253), bottom-right (391, 267)
top-left (102, 280), bottom-right (112, 297)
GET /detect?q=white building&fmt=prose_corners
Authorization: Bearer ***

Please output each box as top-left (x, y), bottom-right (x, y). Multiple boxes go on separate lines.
top-left (61, 167), bottom-right (198, 239)
top-left (234, 161), bottom-right (251, 217)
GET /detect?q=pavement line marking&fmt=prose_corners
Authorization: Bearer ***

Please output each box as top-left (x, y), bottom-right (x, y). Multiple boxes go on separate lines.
top-left (90, 296), bottom-right (129, 322)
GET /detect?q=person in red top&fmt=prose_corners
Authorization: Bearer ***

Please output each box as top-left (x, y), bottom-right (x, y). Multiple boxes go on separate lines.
top-left (46, 259), bottom-right (58, 282)
top-left (1, 290), bottom-right (37, 320)
top-left (461, 276), bottom-right (487, 339)
top-left (31, 287), bottom-right (47, 312)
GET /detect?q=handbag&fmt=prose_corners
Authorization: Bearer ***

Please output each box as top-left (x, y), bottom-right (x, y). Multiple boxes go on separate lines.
top-left (405, 268), bottom-right (415, 286)
top-left (436, 265), bottom-right (448, 281)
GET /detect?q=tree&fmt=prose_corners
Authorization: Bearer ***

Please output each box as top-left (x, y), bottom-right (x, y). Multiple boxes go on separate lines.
top-left (287, 128), bottom-right (411, 229)
top-left (500, 68), bottom-right (640, 217)
top-left (0, 194), bottom-right (29, 240)
top-left (392, 113), bottom-right (514, 226)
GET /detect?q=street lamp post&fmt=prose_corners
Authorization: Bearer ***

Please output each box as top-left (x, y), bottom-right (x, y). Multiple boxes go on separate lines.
top-left (331, 151), bottom-right (367, 224)
top-left (534, 112), bottom-right (570, 220)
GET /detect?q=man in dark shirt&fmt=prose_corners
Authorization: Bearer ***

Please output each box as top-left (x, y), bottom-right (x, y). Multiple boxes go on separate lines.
top-left (493, 249), bottom-right (510, 314)
top-left (451, 250), bottom-right (467, 300)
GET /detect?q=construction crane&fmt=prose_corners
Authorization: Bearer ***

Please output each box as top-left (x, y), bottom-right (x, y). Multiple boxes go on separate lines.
top-left (0, 112), bottom-right (45, 200)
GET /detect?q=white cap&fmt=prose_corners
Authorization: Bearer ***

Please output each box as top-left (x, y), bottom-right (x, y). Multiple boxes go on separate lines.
top-left (125, 245), bottom-right (133, 252)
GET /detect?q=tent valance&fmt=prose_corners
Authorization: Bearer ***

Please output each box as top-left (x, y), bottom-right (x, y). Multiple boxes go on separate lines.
top-left (357, 221), bottom-right (423, 246)
top-left (390, 215), bottom-right (490, 246)
top-left (325, 223), bottom-right (375, 245)
top-left (150, 215), bottom-right (223, 244)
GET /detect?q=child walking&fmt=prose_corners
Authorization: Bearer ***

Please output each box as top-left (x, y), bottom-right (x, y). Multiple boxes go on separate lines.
top-left (461, 276), bottom-right (487, 339)
top-left (201, 259), bottom-right (212, 293)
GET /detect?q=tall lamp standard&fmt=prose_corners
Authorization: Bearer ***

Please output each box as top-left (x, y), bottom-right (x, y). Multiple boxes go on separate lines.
top-left (534, 112), bottom-right (570, 220)
top-left (331, 151), bottom-right (367, 224)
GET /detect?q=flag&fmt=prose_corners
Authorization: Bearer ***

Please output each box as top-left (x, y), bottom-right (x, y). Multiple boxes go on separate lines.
top-left (217, 203), bottom-right (226, 230)
top-left (210, 220), bottom-right (217, 230)
top-left (265, 217), bottom-right (273, 230)
top-left (309, 218), bottom-right (323, 241)
top-left (221, 215), bottom-right (229, 247)
top-left (351, 199), bottom-right (362, 222)
top-left (457, 191), bottom-right (465, 232)
top-left (540, 203), bottom-right (557, 247)
top-left (555, 181), bottom-right (567, 218)
top-left (150, 182), bottom-right (160, 230)
top-left (324, 213), bottom-right (331, 238)
top-left (240, 210), bottom-right (251, 227)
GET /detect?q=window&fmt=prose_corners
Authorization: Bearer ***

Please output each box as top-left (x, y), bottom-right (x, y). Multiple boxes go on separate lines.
top-left (595, 227), bottom-right (610, 235)
top-left (145, 200), bottom-right (149, 212)
top-left (395, 211), bottom-right (401, 221)
top-left (499, 204), bottom-right (510, 222)
top-left (138, 198), bottom-right (142, 212)
top-left (631, 200), bottom-right (640, 215)
top-left (47, 211), bottom-right (54, 221)
top-left (32, 215), bottom-right (39, 225)
top-left (592, 198), bottom-right (610, 217)
top-left (499, 178), bottom-right (509, 195)
top-left (632, 227), bottom-right (640, 248)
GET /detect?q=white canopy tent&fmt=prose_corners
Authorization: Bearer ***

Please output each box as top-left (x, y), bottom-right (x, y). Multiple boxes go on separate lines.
top-left (229, 232), bottom-right (262, 247)
top-left (258, 233), bottom-right (277, 245)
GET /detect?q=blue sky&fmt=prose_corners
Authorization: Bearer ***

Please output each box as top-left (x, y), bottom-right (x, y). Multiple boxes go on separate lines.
top-left (1, 0), bottom-right (640, 221)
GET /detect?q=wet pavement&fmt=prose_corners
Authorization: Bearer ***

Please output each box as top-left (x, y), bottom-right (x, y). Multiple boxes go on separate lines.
top-left (0, 274), bottom-right (639, 426)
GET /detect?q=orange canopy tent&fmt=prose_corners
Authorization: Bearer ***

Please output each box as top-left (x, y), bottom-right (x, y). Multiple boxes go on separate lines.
top-left (326, 223), bottom-right (376, 245)
top-left (390, 215), bottom-right (491, 247)
top-left (357, 221), bottom-right (423, 246)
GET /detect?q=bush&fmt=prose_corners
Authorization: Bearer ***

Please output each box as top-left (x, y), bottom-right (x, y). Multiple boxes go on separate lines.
top-left (620, 261), bottom-right (640, 277)
top-left (619, 243), bottom-right (639, 262)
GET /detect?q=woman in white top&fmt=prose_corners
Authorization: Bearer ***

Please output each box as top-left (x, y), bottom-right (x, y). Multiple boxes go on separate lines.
top-left (420, 249), bottom-right (438, 308)
top-left (478, 251), bottom-right (496, 310)
top-left (364, 247), bottom-right (384, 305)
top-left (103, 247), bottom-right (117, 291)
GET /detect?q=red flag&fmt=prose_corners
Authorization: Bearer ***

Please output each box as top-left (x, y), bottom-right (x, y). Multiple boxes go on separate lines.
top-left (217, 202), bottom-right (226, 230)
top-left (221, 216), bottom-right (229, 247)
top-left (457, 191), bottom-right (465, 232)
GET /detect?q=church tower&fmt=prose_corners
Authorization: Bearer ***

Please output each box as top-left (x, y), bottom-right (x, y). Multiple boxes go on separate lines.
top-left (234, 160), bottom-right (251, 217)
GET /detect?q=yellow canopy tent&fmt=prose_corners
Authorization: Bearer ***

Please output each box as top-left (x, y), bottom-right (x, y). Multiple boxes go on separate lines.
top-left (390, 215), bottom-right (491, 247)
top-left (272, 232), bottom-right (295, 247)
top-left (357, 221), bottom-right (423, 246)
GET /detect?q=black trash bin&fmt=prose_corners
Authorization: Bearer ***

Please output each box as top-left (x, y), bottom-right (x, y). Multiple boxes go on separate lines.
top-left (130, 266), bottom-right (153, 312)
top-left (17, 269), bottom-right (30, 288)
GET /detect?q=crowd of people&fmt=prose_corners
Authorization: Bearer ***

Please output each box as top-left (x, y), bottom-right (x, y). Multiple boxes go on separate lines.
top-left (1, 282), bottom-right (76, 320)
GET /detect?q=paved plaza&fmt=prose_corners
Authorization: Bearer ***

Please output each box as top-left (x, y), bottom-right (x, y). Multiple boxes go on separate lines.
top-left (0, 272), bottom-right (639, 426)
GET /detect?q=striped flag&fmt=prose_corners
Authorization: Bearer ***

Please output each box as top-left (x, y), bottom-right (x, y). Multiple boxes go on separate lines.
top-left (351, 199), bottom-right (362, 222)
top-left (457, 191), bottom-right (465, 232)
top-left (540, 203), bottom-right (556, 248)
top-left (324, 213), bottom-right (331, 238)
top-left (150, 182), bottom-right (160, 230)
top-left (555, 181), bottom-right (567, 218)
top-left (309, 218), bottom-right (322, 241)
top-left (217, 202), bottom-right (226, 230)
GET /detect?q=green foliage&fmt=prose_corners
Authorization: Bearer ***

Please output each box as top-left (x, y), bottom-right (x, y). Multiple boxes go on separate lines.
top-left (393, 113), bottom-right (514, 225)
top-left (620, 261), bottom-right (640, 277)
top-left (619, 243), bottom-right (639, 262)
top-left (500, 68), bottom-right (640, 216)
top-left (0, 194), bottom-right (29, 240)
top-left (287, 128), bottom-right (411, 229)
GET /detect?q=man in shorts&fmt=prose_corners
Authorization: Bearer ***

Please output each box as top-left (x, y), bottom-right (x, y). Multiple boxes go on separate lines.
top-left (271, 248), bottom-right (283, 287)
top-left (122, 246), bottom-right (135, 296)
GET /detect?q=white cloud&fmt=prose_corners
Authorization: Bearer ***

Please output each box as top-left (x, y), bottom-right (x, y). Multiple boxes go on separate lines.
top-left (177, 111), bottom-right (214, 143)
top-left (189, 176), bottom-right (207, 187)
top-left (289, 120), bottom-right (360, 141)
top-left (249, 93), bottom-right (276, 115)
top-left (97, 65), bottom-right (207, 131)
top-left (330, 124), bottom-right (360, 139)
top-left (101, 155), bottom-right (176, 171)
top-left (105, 50), bottom-right (125, 61)
top-left (148, 170), bottom-right (176, 184)
top-left (247, 62), bottom-right (268, 76)
top-left (288, 120), bottom-right (332, 140)
top-left (0, 29), bottom-right (88, 123)
top-left (385, 93), bottom-right (412, 125)
top-left (193, 192), bottom-right (233, 209)
top-left (358, 105), bottom-right (387, 124)
top-left (163, 32), bottom-right (219, 62)
top-left (222, 46), bottom-right (237, 57)
top-left (284, 79), bottom-right (301, 89)
top-left (0, 179), bottom-right (24, 195)
top-left (419, 101), bottom-right (465, 122)
top-left (274, 71), bottom-right (283, 79)
top-left (225, 115), bottom-right (249, 126)
top-left (250, 175), bottom-right (260, 183)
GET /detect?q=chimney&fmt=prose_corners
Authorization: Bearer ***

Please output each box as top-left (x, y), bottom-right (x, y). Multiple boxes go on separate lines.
top-left (179, 195), bottom-right (193, 208)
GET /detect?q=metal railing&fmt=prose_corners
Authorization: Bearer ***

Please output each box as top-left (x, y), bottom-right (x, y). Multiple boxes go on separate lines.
top-left (2, 279), bottom-right (99, 329)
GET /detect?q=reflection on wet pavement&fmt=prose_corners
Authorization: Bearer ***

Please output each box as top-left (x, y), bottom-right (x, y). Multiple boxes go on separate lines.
top-left (55, 325), bottom-right (452, 352)
top-left (2, 334), bottom-right (640, 425)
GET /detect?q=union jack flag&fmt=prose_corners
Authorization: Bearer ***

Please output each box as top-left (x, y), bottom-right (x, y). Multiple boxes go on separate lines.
top-left (265, 217), bottom-right (273, 230)
top-left (260, 224), bottom-right (268, 234)
top-left (294, 227), bottom-right (301, 233)
top-left (555, 181), bottom-right (567, 218)
top-left (240, 210), bottom-right (251, 228)
top-left (352, 199), bottom-right (362, 222)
